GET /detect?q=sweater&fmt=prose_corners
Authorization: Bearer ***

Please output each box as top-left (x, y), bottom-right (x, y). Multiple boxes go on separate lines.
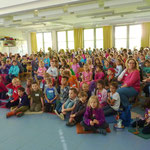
top-left (18, 93), bottom-right (30, 108)
top-left (122, 70), bottom-right (140, 92)
top-left (6, 83), bottom-right (21, 101)
top-left (9, 65), bottom-right (20, 76)
top-left (83, 107), bottom-right (105, 126)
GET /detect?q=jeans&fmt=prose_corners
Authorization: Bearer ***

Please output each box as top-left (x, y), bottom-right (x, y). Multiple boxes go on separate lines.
top-left (103, 105), bottom-right (117, 116)
top-left (117, 87), bottom-right (138, 108)
top-left (55, 101), bottom-right (63, 113)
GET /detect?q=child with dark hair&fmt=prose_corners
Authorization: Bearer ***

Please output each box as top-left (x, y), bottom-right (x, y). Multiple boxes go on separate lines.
top-left (54, 76), bottom-right (70, 114)
top-left (56, 88), bottom-right (78, 120)
top-left (44, 78), bottom-right (58, 112)
top-left (103, 82), bottom-right (120, 116)
top-left (30, 82), bottom-right (44, 112)
top-left (132, 101), bottom-right (150, 134)
top-left (66, 91), bottom-right (88, 126)
top-left (6, 87), bottom-right (30, 118)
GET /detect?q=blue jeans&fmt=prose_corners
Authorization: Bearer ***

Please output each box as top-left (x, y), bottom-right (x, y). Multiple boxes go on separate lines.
top-left (55, 101), bottom-right (63, 114)
top-left (117, 87), bottom-right (138, 108)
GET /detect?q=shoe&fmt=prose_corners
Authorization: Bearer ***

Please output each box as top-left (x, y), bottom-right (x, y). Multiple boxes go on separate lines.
top-left (16, 112), bottom-right (24, 117)
top-left (66, 120), bottom-right (76, 126)
top-left (6, 111), bottom-right (15, 118)
top-left (59, 113), bottom-right (65, 120)
top-left (97, 129), bottom-right (107, 135)
top-left (54, 110), bottom-right (60, 116)
top-left (106, 127), bottom-right (111, 133)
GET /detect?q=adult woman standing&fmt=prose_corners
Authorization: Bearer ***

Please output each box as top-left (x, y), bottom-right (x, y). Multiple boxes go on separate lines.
top-left (117, 58), bottom-right (140, 108)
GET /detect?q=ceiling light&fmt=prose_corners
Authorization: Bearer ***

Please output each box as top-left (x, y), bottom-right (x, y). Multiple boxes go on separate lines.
top-left (68, 3), bottom-right (100, 13)
top-left (104, 0), bottom-right (143, 7)
top-left (137, 6), bottom-right (150, 10)
top-left (13, 14), bottom-right (34, 20)
top-left (38, 9), bottom-right (64, 17)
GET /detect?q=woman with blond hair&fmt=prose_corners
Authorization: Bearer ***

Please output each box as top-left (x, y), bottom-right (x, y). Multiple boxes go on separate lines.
top-left (117, 58), bottom-right (140, 108)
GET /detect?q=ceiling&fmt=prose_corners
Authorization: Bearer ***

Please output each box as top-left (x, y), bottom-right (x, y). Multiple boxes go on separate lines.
top-left (0, 0), bottom-right (150, 32)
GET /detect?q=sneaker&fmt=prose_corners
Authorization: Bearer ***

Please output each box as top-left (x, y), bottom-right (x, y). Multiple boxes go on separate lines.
top-left (16, 112), bottom-right (24, 117)
top-left (59, 113), bottom-right (65, 120)
top-left (54, 110), bottom-right (60, 116)
top-left (66, 120), bottom-right (76, 126)
top-left (97, 128), bottom-right (107, 135)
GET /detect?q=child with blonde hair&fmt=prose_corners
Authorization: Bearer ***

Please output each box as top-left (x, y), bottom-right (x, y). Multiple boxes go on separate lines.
top-left (6, 78), bottom-right (22, 108)
top-left (81, 96), bottom-right (110, 135)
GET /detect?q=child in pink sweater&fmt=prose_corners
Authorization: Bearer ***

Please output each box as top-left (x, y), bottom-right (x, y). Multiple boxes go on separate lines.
top-left (94, 65), bottom-right (105, 82)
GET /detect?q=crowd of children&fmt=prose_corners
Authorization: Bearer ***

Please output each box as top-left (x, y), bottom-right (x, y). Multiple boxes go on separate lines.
top-left (0, 47), bottom-right (150, 135)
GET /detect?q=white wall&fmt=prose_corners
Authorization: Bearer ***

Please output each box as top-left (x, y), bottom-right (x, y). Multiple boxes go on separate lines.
top-left (0, 27), bottom-right (29, 55)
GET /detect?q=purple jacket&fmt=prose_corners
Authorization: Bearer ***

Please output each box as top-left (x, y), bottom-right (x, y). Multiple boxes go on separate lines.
top-left (83, 107), bottom-right (106, 126)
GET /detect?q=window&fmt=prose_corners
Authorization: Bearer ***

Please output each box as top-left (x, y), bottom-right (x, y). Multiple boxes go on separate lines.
top-left (129, 25), bottom-right (142, 50)
top-left (84, 29), bottom-right (94, 49)
top-left (44, 32), bottom-right (52, 53)
top-left (36, 32), bottom-right (52, 52)
top-left (57, 31), bottom-right (66, 51)
top-left (115, 26), bottom-right (127, 50)
top-left (96, 28), bottom-right (103, 49)
top-left (67, 30), bottom-right (74, 49)
top-left (36, 33), bottom-right (43, 52)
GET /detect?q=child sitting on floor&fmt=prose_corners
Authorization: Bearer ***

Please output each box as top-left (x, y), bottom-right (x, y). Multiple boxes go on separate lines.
top-left (6, 87), bottom-right (30, 118)
top-left (6, 78), bottom-right (22, 108)
top-left (55, 88), bottom-right (78, 120)
top-left (103, 82), bottom-right (120, 116)
top-left (54, 76), bottom-right (70, 114)
top-left (81, 82), bottom-right (91, 99)
top-left (132, 101), bottom-right (150, 134)
top-left (81, 96), bottom-right (110, 135)
top-left (30, 82), bottom-right (44, 112)
top-left (25, 78), bottom-right (33, 96)
top-left (44, 78), bottom-right (58, 112)
top-left (94, 80), bottom-right (107, 107)
top-left (66, 91), bottom-right (88, 126)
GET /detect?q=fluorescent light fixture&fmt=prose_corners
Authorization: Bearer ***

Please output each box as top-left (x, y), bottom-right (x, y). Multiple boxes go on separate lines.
top-left (124, 11), bottom-right (150, 18)
top-left (38, 9), bottom-right (64, 17)
top-left (104, 0), bottom-right (143, 7)
top-left (137, 6), bottom-right (150, 10)
top-left (68, 3), bottom-right (99, 13)
top-left (13, 14), bottom-right (34, 20)
top-left (79, 10), bottom-right (114, 18)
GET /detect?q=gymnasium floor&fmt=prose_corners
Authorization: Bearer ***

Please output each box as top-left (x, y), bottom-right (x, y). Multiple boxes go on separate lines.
top-left (0, 108), bottom-right (150, 150)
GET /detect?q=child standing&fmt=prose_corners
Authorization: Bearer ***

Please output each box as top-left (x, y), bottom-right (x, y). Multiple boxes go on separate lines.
top-left (66, 91), bottom-right (88, 126)
top-left (81, 96), bottom-right (109, 135)
top-left (103, 82), bottom-right (120, 116)
top-left (95, 80), bottom-right (107, 107)
top-left (56, 88), bottom-right (78, 120)
top-left (44, 78), bottom-right (58, 112)
top-left (6, 87), bottom-right (30, 118)
top-left (30, 82), bottom-right (44, 112)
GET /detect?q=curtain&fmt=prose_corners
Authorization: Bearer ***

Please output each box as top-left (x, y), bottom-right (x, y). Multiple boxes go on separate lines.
top-left (31, 32), bottom-right (37, 53)
top-left (141, 22), bottom-right (150, 47)
top-left (103, 26), bottom-right (113, 49)
top-left (74, 28), bottom-right (83, 51)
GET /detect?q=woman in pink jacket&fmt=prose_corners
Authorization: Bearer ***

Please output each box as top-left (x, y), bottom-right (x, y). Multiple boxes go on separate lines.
top-left (117, 58), bottom-right (140, 108)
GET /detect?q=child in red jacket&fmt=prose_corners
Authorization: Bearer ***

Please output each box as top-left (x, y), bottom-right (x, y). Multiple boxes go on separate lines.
top-left (6, 78), bottom-right (22, 108)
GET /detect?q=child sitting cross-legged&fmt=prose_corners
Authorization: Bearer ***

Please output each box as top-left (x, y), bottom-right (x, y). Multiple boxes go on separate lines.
top-left (66, 91), bottom-right (88, 126)
top-left (30, 82), bottom-right (44, 112)
top-left (55, 88), bottom-right (78, 120)
top-left (103, 82), bottom-right (120, 116)
top-left (6, 87), bottom-right (30, 118)
top-left (81, 96), bottom-right (110, 135)
top-left (44, 78), bottom-right (58, 112)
